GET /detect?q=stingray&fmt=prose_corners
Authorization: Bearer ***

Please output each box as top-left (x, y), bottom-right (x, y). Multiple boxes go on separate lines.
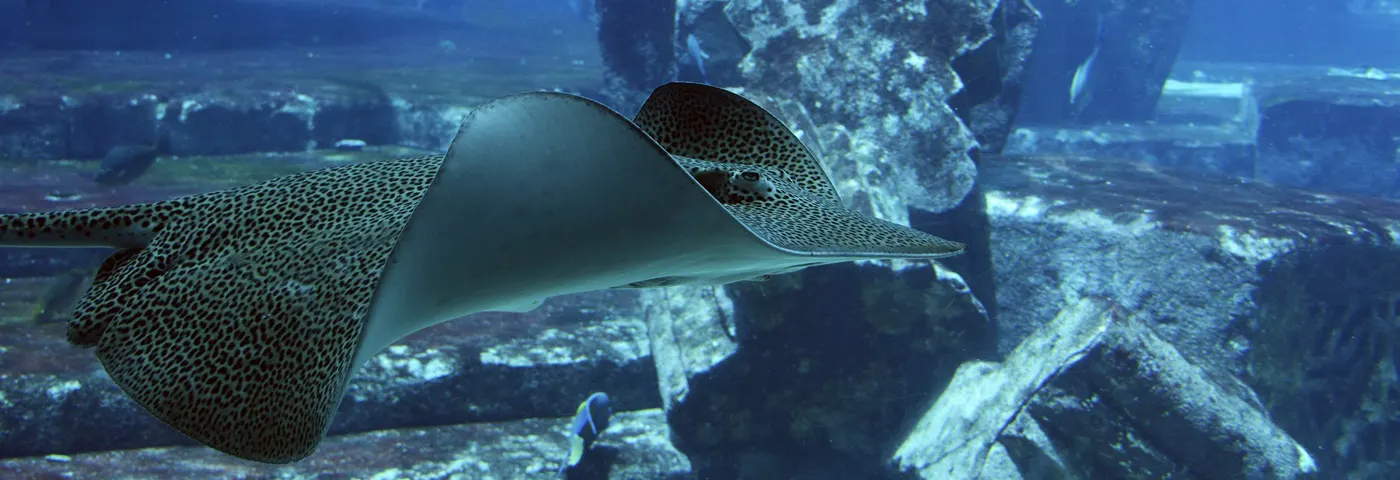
top-left (0, 82), bottom-right (966, 463)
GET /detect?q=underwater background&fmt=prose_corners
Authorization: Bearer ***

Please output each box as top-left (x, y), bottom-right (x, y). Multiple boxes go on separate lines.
top-left (1, 0), bottom-right (1398, 478)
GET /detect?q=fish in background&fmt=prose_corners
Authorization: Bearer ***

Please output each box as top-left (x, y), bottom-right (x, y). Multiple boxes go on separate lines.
top-left (686, 33), bottom-right (711, 84)
top-left (568, 0), bottom-right (598, 24)
top-left (558, 392), bottom-right (612, 477)
top-left (93, 129), bottom-right (171, 186)
top-left (1069, 13), bottom-right (1104, 107)
top-left (31, 269), bottom-right (95, 325)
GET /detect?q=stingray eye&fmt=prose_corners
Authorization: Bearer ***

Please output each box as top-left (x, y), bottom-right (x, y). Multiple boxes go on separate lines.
top-left (740, 171), bottom-right (761, 182)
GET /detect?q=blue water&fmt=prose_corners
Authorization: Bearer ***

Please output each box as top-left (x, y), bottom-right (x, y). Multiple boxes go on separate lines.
top-left (0, 0), bottom-right (1397, 478)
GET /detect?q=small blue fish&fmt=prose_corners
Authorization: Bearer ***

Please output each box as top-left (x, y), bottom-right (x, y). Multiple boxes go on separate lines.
top-left (1069, 14), bottom-right (1104, 106)
top-left (686, 33), bottom-right (711, 84)
top-left (559, 392), bottom-right (612, 477)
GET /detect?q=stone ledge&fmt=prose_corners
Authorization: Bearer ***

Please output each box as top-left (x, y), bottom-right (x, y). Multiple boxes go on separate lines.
top-left (0, 409), bottom-right (691, 479)
top-left (0, 44), bottom-right (601, 161)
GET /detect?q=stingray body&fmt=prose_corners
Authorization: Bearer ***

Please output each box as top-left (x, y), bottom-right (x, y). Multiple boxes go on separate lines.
top-left (0, 83), bottom-right (965, 463)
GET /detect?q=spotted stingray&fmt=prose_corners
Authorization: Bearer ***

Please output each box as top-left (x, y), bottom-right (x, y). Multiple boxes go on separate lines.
top-left (0, 82), bottom-right (965, 463)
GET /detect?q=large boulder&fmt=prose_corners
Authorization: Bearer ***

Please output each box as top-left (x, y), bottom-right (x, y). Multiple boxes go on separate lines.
top-left (986, 153), bottom-right (1400, 477)
top-left (894, 297), bottom-right (1316, 479)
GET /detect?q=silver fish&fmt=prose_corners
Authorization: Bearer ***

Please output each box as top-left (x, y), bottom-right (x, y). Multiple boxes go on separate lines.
top-left (686, 33), bottom-right (711, 84)
top-left (1069, 15), bottom-right (1104, 106)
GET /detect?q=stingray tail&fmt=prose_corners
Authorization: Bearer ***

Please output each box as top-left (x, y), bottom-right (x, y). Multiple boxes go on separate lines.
top-left (0, 203), bottom-right (169, 249)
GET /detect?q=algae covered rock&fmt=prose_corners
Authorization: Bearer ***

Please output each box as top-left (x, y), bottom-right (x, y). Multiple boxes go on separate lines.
top-left (895, 298), bottom-right (1316, 480)
top-left (646, 262), bottom-right (990, 479)
top-left (987, 153), bottom-right (1400, 477)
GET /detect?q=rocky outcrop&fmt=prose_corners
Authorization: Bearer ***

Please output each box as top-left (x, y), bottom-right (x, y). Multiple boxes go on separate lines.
top-left (1006, 75), bottom-right (1261, 180)
top-left (1254, 71), bottom-right (1400, 199)
top-left (0, 75), bottom-right (429, 161)
top-left (719, 0), bottom-right (987, 216)
top-left (1009, 63), bottom-right (1400, 201)
top-left (894, 297), bottom-right (1316, 479)
top-left (986, 153), bottom-right (1400, 477)
top-left (0, 33), bottom-right (601, 162)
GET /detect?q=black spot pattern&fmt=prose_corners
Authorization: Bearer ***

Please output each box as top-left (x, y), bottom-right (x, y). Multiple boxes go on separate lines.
top-left (0, 155), bottom-right (445, 463)
top-left (635, 82), bottom-right (843, 203)
top-left (639, 82), bottom-right (967, 257)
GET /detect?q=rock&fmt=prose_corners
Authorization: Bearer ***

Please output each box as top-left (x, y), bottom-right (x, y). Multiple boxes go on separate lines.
top-left (648, 262), bottom-right (991, 479)
top-left (1027, 310), bottom-right (1316, 479)
top-left (892, 298), bottom-right (1111, 479)
top-left (593, 0), bottom-right (677, 116)
top-left (0, 292), bottom-right (660, 457)
top-left (674, 1), bottom-right (751, 88)
top-left (1005, 77), bottom-right (1260, 179)
top-left (934, 0), bottom-right (1044, 320)
top-left (0, 37), bottom-right (600, 161)
top-left (0, 77), bottom-right (393, 160)
top-left (985, 153), bottom-right (1400, 477)
top-left (723, 0), bottom-right (987, 216)
top-left (1008, 62), bottom-right (1400, 200)
top-left (0, 409), bottom-right (691, 479)
top-left (894, 298), bottom-right (1316, 479)
top-left (596, 3), bottom-right (1035, 478)
top-left (1254, 72), bottom-right (1400, 199)
top-left (947, 0), bottom-right (1042, 156)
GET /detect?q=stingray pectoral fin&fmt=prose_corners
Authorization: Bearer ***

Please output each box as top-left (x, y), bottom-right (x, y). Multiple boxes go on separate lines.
top-left (66, 156), bottom-right (441, 464)
top-left (66, 247), bottom-right (154, 346)
top-left (487, 297), bottom-right (545, 313)
top-left (90, 260), bottom-right (342, 463)
top-left (634, 82), bottom-right (842, 203)
top-left (724, 184), bottom-right (968, 258)
top-left (357, 90), bottom-right (782, 367)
